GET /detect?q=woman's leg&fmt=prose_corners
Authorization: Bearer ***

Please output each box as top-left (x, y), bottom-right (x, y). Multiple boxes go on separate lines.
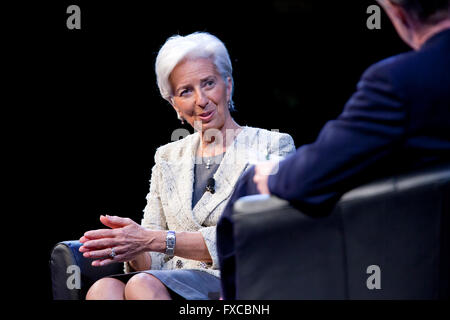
top-left (124, 273), bottom-right (172, 300)
top-left (85, 277), bottom-right (126, 300)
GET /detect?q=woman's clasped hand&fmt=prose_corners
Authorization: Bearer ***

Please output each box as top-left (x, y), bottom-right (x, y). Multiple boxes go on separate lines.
top-left (79, 215), bottom-right (162, 266)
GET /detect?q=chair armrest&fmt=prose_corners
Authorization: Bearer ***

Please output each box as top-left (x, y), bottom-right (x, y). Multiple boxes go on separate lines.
top-left (50, 240), bottom-right (124, 300)
top-left (232, 195), bottom-right (347, 299)
top-left (232, 163), bottom-right (450, 299)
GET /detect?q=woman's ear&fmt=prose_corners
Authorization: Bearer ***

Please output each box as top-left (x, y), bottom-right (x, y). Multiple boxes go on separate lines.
top-left (226, 77), bottom-right (233, 101)
top-left (169, 98), bottom-right (178, 113)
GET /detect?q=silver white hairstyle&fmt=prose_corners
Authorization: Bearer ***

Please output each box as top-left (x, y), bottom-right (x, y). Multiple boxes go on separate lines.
top-left (155, 32), bottom-right (235, 110)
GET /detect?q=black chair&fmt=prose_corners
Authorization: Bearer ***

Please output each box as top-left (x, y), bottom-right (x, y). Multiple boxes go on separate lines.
top-left (50, 241), bottom-right (123, 300)
top-left (231, 163), bottom-right (450, 299)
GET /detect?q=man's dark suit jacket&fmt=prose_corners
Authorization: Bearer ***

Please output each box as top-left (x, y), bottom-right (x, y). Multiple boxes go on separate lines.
top-left (217, 29), bottom-right (450, 300)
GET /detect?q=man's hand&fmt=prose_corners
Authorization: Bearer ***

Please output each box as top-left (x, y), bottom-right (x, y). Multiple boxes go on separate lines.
top-left (253, 161), bottom-right (277, 194)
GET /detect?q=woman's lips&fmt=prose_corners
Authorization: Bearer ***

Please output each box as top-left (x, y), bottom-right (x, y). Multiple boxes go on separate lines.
top-left (198, 109), bottom-right (215, 122)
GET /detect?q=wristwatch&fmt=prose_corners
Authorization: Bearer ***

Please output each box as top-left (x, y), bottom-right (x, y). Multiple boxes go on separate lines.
top-left (165, 230), bottom-right (176, 257)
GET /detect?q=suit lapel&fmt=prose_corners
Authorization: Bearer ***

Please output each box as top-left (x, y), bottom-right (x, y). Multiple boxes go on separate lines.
top-left (159, 133), bottom-right (200, 230)
top-left (159, 127), bottom-right (260, 228)
top-left (193, 127), bottom-right (252, 225)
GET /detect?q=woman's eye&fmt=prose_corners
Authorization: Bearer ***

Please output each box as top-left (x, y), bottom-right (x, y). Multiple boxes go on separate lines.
top-left (180, 89), bottom-right (190, 96)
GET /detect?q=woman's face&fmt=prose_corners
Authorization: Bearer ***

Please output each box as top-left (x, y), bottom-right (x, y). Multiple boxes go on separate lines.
top-left (169, 57), bottom-right (232, 133)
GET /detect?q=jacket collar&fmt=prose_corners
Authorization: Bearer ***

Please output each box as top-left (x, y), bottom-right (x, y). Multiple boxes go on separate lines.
top-left (193, 127), bottom-right (251, 224)
top-left (159, 126), bottom-right (253, 227)
top-left (422, 28), bottom-right (450, 50)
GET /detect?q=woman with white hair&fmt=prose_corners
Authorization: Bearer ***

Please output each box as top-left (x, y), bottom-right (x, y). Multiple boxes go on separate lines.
top-left (79, 32), bottom-right (296, 300)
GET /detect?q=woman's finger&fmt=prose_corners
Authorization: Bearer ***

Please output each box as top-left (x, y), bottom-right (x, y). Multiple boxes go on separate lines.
top-left (91, 258), bottom-right (112, 267)
top-left (99, 215), bottom-right (126, 229)
top-left (91, 253), bottom-right (127, 266)
top-left (83, 248), bottom-right (111, 259)
top-left (84, 228), bottom-right (115, 239)
top-left (82, 238), bottom-right (116, 250)
top-left (83, 246), bottom-right (124, 259)
top-left (79, 235), bottom-right (95, 243)
top-left (103, 215), bottom-right (134, 227)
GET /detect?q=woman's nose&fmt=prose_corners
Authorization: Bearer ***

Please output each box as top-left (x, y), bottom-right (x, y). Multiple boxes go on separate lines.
top-left (195, 89), bottom-right (209, 108)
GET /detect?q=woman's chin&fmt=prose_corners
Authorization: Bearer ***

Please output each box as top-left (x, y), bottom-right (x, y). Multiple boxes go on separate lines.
top-left (200, 119), bottom-right (219, 131)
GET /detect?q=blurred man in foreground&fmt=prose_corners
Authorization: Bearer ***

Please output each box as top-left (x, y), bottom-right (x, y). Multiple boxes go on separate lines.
top-left (217, 0), bottom-right (450, 300)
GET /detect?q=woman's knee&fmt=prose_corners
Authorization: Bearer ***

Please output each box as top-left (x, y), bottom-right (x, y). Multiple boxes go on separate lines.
top-left (86, 277), bottom-right (125, 300)
top-left (124, 273), bottom-right (170, 300)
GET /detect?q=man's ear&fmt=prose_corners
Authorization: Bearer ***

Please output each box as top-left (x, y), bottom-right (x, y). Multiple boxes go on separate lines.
top-left (380, 0), bottom-right (417, 48)
top-left (382, 0), bottom-right (417, 30)
top-left (388, 0), bottom-right (411, 29)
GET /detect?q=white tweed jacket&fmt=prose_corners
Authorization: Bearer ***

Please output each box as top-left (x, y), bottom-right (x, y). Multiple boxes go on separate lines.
top-left (124, 126), bottom-right (296, 278)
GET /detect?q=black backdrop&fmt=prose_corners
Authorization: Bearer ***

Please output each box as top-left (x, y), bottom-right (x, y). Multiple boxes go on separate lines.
top-left (15, 0), bottom-right (411, 301)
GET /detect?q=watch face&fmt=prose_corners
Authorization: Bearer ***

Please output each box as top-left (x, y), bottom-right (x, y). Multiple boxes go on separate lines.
top-left (166, 231), bottom-right (176, 256)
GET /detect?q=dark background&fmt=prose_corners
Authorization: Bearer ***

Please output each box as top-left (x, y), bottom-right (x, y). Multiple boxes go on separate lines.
top-left (13, 0), bottom-right (410, 300)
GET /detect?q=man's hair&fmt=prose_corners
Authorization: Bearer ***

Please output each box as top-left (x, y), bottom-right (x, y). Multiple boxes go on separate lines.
top-left (389, 0), bottom-right (450, 23)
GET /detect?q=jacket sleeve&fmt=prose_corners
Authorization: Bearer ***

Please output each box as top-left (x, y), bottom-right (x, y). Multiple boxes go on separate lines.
top-left (124, 149), bottom-right (167, 273)
top-left (270, 132), bottom-right (296, 159)
top-left (268, 62), bottom-right (407, 214)
top-left (198, 226), bottom-right (219, 269)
